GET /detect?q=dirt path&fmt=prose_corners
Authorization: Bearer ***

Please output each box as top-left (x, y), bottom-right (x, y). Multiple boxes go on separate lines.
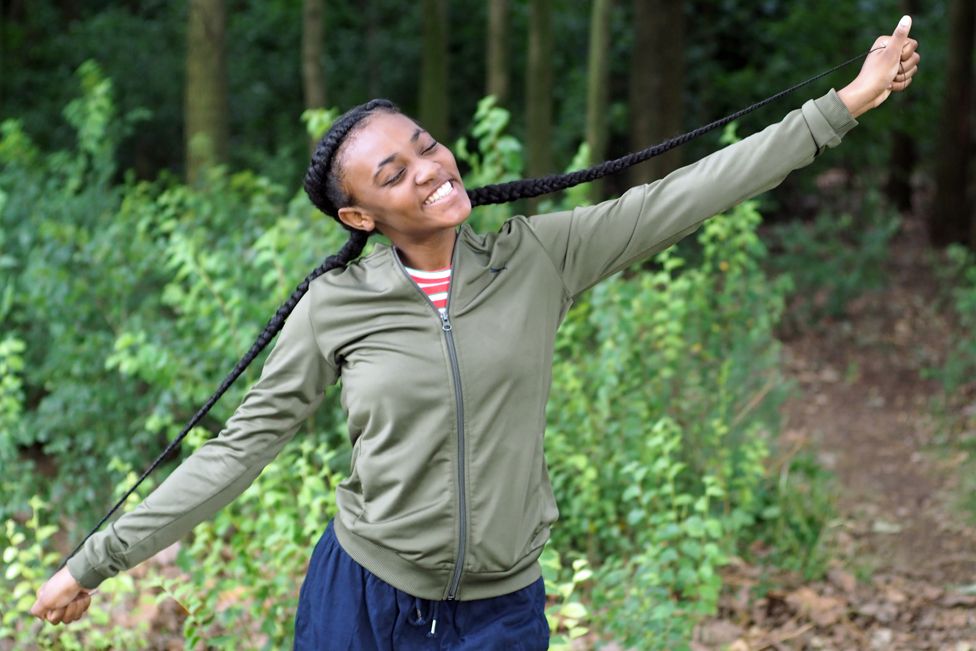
top-left (694, 216), bottom-right (976, 650)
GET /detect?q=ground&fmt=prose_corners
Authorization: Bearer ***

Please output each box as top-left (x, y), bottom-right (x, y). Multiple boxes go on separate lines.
top-left (687, 214), bottom-right (976, 650)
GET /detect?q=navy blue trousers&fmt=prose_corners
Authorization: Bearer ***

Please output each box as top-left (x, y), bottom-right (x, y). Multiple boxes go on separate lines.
top-left (293, 520), bottom-right (550, 650)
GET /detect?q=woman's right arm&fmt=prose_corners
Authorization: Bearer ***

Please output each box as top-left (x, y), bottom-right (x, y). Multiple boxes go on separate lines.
top-left (30, 290), bottom-right (337, 624)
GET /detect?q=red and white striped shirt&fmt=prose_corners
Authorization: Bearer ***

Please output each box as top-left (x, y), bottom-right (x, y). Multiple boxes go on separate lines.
top-left (404, 265), bottom-right (452, 315)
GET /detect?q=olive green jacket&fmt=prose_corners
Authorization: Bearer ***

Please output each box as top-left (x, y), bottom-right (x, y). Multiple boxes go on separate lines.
top-left (67, 90), bottom-right (856, 600)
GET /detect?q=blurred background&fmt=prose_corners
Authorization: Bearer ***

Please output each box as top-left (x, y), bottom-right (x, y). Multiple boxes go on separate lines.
top-left (3, 1), bottom-right (976, 649)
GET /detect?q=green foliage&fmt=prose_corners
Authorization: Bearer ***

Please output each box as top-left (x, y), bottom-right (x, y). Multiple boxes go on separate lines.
top-left (1, 71), bottom-right (837, 648)
top-left (0, 337), bottom-right (26, 457)
top-left (746, 451), bottom-right (837, 580)
top-left (544, 198), bottom-right (793, 646)
top-left (765, 195), bottom-right (900, 330)
top-left (454, 96), bottom-right (525, 231)
top-left (592, 421), bottom-right (730, 649)
top-left (0, 497), bottom-right (149, 650)
top-left (540, 544), bottom-right (592, 649)
top-left (928, 244), bottom-right (976, 398)
top-left (145, 432), bottom-right (343, 650)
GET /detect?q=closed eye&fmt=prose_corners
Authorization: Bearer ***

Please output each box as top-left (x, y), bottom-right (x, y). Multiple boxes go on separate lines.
top-left (423, 141), bottom-right (439, 154)
top-left (384, 169), bottom-right (404, 186)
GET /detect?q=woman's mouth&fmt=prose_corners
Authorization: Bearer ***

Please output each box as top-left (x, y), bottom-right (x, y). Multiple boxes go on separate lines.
top-left (423, 180), bottom-right (454, 207)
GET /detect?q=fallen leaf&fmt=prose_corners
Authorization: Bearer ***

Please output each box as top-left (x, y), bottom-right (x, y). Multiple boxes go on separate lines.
top-left (785, 587), bottom-right (847, 627)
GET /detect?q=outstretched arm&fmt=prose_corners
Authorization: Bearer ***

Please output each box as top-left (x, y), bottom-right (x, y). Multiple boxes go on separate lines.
top-left (526, 16), bottom-right (919, 300)
top-left (30, 292), bottom-right (336, 625)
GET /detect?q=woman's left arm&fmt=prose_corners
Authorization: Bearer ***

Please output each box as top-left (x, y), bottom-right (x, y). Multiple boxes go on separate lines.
top-left (524, 16), bottom-right (918, 300)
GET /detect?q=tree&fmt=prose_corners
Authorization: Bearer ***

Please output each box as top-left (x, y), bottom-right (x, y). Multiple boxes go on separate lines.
top-left (486, 0), bottom-right (509, 106)
top-left (420, 0), bottom-right (449, 141)
top-left (585, 0), bottom-right (613, 202)
top-left (932, 0), bottom-right (975, 247)
top-left (526, 0), bottom-right (553, 213)
top-left (628, 0), bottom-right (685, 189)
top-left (301, 0), bottom-right (327, 115)
top-left (185, 0), bottom-right (229, 186)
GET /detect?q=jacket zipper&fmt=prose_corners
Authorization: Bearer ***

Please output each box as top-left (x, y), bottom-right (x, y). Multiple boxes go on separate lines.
top-left (392, 235), bottom-right (468, 600)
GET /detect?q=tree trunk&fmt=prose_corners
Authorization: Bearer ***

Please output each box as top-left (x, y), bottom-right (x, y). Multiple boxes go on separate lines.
top-left (585, 0), bottom-right (613, 202)
top-left (302, 0), bottom-right (327, 155)
top-left (628, 0), bottom-right (685, 189)
top-left (420, 0), bottom-right (449, 141)
top-left (185, 0), bottom-right (229, 186)
top-left (886, 0), bottom-right (917, 214)
top-left (525, 0), bottom-right (553, 213)
top-left (932, 0), bottom-right (975, 247)
top-left (365, 0), bottom-right (381, 97)
top-left (301, 0), bottom-right (327, 110)
top-left (486, 0), bottom-right (509, 106)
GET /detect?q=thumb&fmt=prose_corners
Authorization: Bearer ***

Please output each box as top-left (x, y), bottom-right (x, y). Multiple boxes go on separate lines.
top-left (891, 14), bottom-right (912, 43)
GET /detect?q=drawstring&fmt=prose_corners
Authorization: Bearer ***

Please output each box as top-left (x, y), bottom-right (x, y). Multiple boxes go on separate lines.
top-left (410, 596), bottom-right (440, 638)
top-left (427, 601), bottom-right (439, 638)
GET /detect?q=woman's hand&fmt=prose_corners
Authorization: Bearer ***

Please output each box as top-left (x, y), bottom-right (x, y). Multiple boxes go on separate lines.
top-left (838, 15), bottom-right (920, 118)
top-left (29, 566), bottom-right (93, 625)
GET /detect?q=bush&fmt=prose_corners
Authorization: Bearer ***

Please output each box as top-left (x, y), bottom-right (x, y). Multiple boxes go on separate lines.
top-left (0, 497), bottom-right (149, 650)
top-left (928, 244), bottom-right (976, 400)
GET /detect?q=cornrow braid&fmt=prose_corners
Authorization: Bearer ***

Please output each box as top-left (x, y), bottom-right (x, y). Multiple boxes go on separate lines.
top-left (467, 47), bottom-right (884, 208)
top-left (61, 99), bottom-right (394, 571)
top-left (63, 44), bottom-right (883, 572)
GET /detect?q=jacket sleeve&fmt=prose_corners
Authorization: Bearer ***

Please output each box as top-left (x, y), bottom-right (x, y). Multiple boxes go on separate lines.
top-left (524, 89), bottom-right (858, 299)
top-left (66, 292), bottom-right (336, 589)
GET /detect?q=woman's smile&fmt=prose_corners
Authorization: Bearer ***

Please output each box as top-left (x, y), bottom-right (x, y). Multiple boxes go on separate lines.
top-left (423, 180), bottom-right (456, 207)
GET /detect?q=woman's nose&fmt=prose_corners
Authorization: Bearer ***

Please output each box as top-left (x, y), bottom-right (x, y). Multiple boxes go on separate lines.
top-left (414, 157), bottom-right (440, 185)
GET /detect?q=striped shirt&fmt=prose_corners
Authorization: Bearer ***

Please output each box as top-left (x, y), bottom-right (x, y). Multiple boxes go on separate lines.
top-left (404, 265), bottom-right (452, 315)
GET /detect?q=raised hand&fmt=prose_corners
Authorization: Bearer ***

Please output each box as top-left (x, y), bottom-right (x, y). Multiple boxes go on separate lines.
top-left (837, 15), bottom-right (920, 118)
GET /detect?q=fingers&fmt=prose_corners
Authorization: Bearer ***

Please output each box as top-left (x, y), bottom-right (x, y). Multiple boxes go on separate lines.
top-left (900, 37), bottom-right (919, 60)
top-left (61, 593), bottom-right (92, 624)
top-left (45, 607), bottom-right (66, 625)
top-left (890, 75), bottom-right (914, 92)
top-left (35, 593), bottom-right (92, 626)
top-left (894, 54), bottom-right (920, 81)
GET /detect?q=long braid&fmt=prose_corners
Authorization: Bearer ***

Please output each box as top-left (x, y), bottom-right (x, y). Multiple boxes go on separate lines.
top-left (467, 46), bottom-right (883, 207)
top-left (61, 101), bottom-right (391, 571)
top-left (64, 45), bottom-right (879, 571)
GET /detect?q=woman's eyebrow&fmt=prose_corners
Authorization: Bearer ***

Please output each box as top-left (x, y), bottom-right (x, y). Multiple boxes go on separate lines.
top-left (374, 153), bottom-right (397, 180)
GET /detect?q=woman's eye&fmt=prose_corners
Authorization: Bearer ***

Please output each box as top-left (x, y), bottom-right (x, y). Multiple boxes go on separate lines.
top-left (385, 170), bottom-right (404, 186)
top-left (423, 141), bottom-right (439, 154)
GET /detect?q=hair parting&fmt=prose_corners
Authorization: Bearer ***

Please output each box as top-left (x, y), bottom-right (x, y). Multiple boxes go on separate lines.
top-left (62, 44), bottom-right (884, 571)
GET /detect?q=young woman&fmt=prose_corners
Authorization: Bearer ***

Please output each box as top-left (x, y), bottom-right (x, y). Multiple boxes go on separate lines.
top-left (31, 16), bottom-right (918, 650)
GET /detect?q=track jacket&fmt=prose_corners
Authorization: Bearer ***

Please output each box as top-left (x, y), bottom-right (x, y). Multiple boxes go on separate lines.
top-left (67, 90), bottom-right (857, 600)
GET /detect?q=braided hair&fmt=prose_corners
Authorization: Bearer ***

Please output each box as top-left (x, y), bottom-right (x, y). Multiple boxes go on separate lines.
top-left (64, 45), bottom-right (882, 569)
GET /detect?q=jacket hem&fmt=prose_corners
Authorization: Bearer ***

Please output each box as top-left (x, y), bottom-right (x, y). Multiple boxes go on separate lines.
top-left (333, 517), bottom-right (543, 601)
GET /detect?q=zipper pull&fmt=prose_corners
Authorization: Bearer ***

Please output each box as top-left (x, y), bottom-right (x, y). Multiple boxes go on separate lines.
top-left (440, 312), bottom-right (452, 331)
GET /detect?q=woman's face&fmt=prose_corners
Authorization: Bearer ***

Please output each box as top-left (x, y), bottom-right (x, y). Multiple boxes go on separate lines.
top-left (336, 112), bottom-right (472, 244)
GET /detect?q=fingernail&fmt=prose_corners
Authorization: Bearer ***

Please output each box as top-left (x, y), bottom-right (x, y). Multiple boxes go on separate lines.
top-left (900, 15), bottom-right (911, 26)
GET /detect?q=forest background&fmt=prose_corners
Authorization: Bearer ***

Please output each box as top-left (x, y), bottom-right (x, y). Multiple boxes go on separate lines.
top-left (2, 0), bottom-right (976, 649)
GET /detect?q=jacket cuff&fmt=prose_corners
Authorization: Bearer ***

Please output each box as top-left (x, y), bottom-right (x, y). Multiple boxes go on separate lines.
top-left (802, 88), bottom-right (858, 154)
top-left (66, 553), bottom-right (112, 591)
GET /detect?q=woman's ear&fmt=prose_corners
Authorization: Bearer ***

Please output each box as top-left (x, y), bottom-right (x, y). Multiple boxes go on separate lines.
top-left (337, 206), bottom-right (375, 233)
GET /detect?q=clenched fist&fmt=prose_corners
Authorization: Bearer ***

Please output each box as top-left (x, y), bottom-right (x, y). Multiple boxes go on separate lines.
top-left (29, 566), bottom-right (93, 626)
top-left (838, 15), bottom-right (921, 118)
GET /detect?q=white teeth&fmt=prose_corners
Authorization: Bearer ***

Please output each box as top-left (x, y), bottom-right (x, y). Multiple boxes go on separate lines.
top-left (424, 181), bottom-right (452, 206)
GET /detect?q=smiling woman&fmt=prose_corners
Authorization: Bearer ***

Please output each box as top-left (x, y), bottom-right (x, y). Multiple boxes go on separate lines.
top-left (29, 16), bottom-right (920, 651)
top-left (330, 112), bottom-right (472, 269)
